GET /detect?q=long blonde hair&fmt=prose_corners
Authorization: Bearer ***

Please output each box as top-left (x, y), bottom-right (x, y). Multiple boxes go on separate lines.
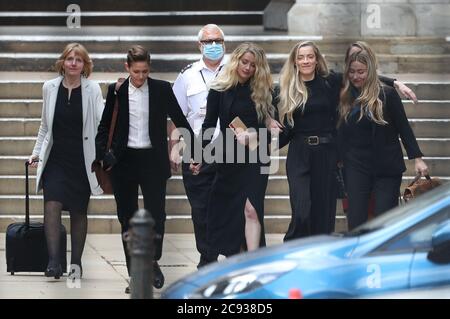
top-left (344, 41), bottom-right (378, 66)
top-left (339, 50), bottom-right (387, 126)
top-left (210, 42), bottom-right (274, 125)
top-left (277, 41), bottom-right (329, 126)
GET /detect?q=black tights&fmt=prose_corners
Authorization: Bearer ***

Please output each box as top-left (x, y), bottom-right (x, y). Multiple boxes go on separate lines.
top-left (44, 201), bottom-right (87, 268)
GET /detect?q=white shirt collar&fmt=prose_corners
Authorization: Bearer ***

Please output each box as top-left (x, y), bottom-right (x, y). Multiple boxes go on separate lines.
top-left (198, 56), bottom-right (227, 73)
top-left (129, 79), bottom-right (148, 94)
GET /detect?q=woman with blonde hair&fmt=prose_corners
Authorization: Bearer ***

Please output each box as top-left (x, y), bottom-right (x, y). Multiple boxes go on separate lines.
top-left (338, 50), bottom-right (427, 229)
top-left (194, 42), bottom-right (275, 258)
top-left (345, 41), bottom-right (418, 103)
top-left (29, 43), bottom-right (104, 279)
top-left (277, 40), bottom-right (408, 240)
top-left (277, 41), bottom-right (341, 240)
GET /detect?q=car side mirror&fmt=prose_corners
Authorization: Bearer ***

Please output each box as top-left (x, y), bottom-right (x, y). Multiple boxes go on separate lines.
top-left (427, 220), bottom-right (450, 264)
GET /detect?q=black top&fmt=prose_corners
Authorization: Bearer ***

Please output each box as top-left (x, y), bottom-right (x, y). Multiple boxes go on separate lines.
top-left (276, 72), bottom-right (396, 149)
top-left (342, 105), bottom-right (374, 172)
top-left (51, 84), bottom-right (84, 163)
top-left (230, 81), bottom-right (260, 130)
top-left (229, 81), bottom-right (266, 163)
top-left (338, 85), bottom-right (423, 176)
top-left (346, 107), bottom-right (373, 149)
top-left (290, 75), bottom-right (338, 136)
top-left (277, 72), bottom-right (341, 148)
top-left (203, 82), bottom-right (269, 164)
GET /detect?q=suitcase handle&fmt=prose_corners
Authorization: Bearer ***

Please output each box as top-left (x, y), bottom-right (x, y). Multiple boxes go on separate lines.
top-left (24, 160), bottom-right (37, 227)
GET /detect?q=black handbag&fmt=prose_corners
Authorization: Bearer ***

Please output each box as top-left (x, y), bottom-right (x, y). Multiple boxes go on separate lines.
top-left (92, 78), bottom-right (124, 194)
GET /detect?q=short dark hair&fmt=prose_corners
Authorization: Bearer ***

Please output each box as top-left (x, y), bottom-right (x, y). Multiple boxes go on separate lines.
top-left (127, 45), bottom-right (150, 66)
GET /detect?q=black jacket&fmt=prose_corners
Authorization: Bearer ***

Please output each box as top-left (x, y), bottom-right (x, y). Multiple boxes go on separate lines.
top-left (95, 77), bottom-right (195, 180)
top-left (338, 85), bottom-right (423, 176)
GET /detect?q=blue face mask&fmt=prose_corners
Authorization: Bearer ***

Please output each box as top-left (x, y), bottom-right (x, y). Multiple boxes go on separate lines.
top-left (202, 43), bottom-right (224, 61)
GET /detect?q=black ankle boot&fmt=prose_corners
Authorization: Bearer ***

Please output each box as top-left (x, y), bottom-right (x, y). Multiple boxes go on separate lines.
top-left (153, 261), bottom-right (165, 289)
top-left (45, 264), bottom-right (63, 279)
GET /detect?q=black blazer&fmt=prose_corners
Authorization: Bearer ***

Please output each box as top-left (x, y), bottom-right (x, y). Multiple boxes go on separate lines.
top-left (202, 86), bottom-right (273, 146)
top-left (339, 85), bottom-right (423, 176)
top-left (95, 77), bottom-right (195, 180)
top-left (202, 87), bottom-right (237, 147)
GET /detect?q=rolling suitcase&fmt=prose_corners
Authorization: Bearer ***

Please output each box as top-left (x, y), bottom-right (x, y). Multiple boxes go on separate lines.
top-left (5, 161), bottom-right (67, 275)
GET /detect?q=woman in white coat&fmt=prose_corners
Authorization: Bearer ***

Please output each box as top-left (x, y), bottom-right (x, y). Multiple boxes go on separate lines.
top-left (29, 43), bottom-right (104, 279)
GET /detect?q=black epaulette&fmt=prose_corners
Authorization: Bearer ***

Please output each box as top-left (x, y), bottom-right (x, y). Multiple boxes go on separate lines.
top-left (180, 63), bottom-right (193, 74)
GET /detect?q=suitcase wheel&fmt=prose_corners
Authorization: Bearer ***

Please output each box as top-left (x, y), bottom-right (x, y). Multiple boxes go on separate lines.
top-left (10, 272), bottom-right (14, 275)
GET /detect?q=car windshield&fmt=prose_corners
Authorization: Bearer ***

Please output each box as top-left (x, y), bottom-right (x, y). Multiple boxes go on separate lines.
top-left (344, 184), bottom-right (450, 237)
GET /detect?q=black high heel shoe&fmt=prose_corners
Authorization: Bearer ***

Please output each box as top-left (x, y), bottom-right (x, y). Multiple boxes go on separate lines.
top-left (45, 264), bottom-right (63, 279)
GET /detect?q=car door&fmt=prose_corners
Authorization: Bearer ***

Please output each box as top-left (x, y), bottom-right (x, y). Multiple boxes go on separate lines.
top-left (372, 204), bottom-right (450, 290)
top-left (353, 250), bottom-right (412, 296)
top-left (409, 206), bottom-right (450, 288)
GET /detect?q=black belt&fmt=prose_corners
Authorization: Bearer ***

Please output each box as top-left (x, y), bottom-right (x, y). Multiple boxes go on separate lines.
top-left (300, 135), bottom-right (333, 146)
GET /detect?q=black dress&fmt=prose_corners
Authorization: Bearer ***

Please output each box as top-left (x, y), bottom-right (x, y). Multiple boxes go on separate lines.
top-left (204, 82), bottom-right (269, 257)
top-left (42, 83), bottom-right (90, 213)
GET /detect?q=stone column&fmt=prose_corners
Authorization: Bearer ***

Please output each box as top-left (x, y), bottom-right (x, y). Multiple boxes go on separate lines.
top-left (287, 0), bottom-right (450, 36)
top-left (264, 0), bottom-right (295, 30)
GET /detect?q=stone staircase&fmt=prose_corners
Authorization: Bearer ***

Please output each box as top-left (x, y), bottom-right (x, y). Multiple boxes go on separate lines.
top-left (0, 0), bottom-right (270, 26)
top-left (0, 22), bottom-right (449, 234)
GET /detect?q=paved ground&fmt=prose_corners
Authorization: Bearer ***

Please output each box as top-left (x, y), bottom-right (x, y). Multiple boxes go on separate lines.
top-left (0, 233), bottom-right (284, 299)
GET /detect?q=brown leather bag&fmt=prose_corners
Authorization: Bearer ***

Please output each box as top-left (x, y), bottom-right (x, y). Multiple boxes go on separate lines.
top-left (403, 174), bottom-right (442, 202)
top-left (92, 79), bottom-right (125, 194)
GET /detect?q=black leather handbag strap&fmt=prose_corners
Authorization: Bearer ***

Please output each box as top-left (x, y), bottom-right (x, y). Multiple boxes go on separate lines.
top-left (107, 78), bottom-right (125, 151)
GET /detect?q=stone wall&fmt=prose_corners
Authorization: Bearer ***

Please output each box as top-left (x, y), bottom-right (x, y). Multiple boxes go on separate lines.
top-left (288, 0), bottom-right (450, 36)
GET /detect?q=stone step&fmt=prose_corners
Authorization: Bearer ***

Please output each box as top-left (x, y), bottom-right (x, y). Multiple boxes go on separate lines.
top-left (0, 12), bottom-right (263, 27)
top-left (0, 117), bottom-right (447, 138)
top-left (0, 0), bottom-right (270, 27)
top-left (1, 53), bottom-right (449, 73)
top-left (8, 179), bottom-right (447, 217)
top-left (407, 119), bottom-right (450, 138)
top-left (403, 100), bottom-right (450, 118)
top-left (0, 174), bottom-right (288, 195)
top-left (0, 35), bottom-right (449, 55)
top-left (2, 79), bottom-right (449, 100)
top-left (0, 0), bottom-right (269, 11)
top-left (0, 214), bottom-right (349, 234)
top-left (2, 99), bottom-right (449, 119)
top-left (0, 195), bottom-right (296, 215)
top-left (1, 163), bottom-right (449, 195)
top-left (1, 136), bottom-right (449, 157)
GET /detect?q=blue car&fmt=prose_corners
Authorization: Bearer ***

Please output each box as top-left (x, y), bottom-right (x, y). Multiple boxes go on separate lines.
top-left (163, 183), bottom-right (450, 299)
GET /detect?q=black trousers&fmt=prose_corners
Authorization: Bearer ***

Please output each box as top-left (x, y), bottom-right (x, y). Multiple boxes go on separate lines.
top-left (345, 164), bottom-right (401, 230)
top-left (111, 148), bottom-right (167, 275)
top-left (284, 138), bottom-right (337, 241)
top-left (182, 161), bottom-right (218, 264)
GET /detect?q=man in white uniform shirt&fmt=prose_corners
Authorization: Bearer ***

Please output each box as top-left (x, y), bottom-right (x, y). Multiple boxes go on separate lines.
top-left (170, 24), bottom-right (226, 268)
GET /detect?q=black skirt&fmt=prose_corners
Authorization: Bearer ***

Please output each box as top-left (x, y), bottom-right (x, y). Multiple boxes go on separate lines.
top-left (42, 83), bottom-right (90, 213)
top-left (206, 161), bottom-right (268, 257)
